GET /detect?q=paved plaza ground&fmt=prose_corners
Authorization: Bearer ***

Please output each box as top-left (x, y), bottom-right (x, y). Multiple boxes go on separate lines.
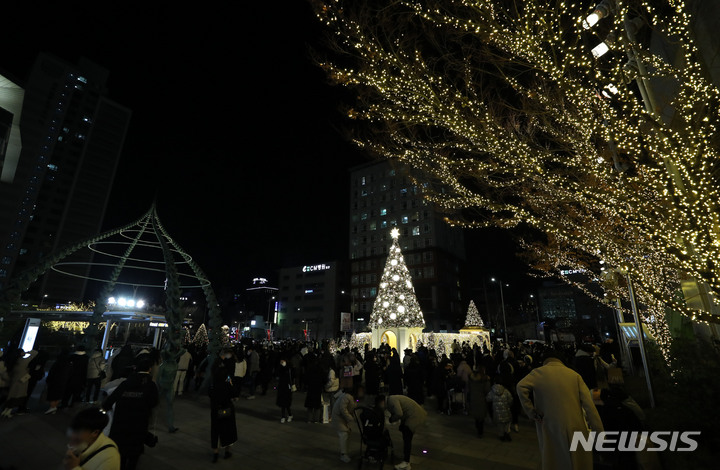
top-left (0, 382), bottom-right (541, 470)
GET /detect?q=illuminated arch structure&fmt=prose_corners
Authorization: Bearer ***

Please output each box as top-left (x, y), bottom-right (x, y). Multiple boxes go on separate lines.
top-left (0, 204), bottom-right (224, 393)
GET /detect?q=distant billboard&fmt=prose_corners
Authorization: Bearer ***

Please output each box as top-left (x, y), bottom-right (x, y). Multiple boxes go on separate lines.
top-left (340, 312), bottom-right (352, 332)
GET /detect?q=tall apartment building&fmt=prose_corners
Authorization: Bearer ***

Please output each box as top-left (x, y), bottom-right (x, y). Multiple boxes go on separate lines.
top-left (349, 160), bottom-right (466, 331)
top-left (277, 262), bottom-right (346, 340)
top-left (0, 54), bottom-right (131, 301)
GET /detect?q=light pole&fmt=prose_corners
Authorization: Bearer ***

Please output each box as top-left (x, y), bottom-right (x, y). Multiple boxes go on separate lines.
top-left (491, 278), bottom-right (509, 344)
top-left (530, 294), bottom-right (540, 324)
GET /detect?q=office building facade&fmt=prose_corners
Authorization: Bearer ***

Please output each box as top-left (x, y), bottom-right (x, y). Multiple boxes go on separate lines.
top-left (349, 160), bottom-right (466, 331)
top-left (0, 54), bottom-right (131, 302)
top-left (277, 262), bottom-right (345, 340)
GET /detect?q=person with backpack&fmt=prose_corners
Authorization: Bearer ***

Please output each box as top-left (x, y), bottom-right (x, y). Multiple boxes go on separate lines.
top-left (64, 408), bottom-right (120, 470)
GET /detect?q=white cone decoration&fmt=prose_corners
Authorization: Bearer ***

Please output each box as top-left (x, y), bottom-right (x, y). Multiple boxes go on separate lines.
top-left (464, 300), bottom-right (485, 328)
top-left (369, 228), bottom-right (425, 328)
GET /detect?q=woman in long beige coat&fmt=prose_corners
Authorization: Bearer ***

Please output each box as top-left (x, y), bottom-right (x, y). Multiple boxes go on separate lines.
top-left (516, 354), bottom-right (604, 470)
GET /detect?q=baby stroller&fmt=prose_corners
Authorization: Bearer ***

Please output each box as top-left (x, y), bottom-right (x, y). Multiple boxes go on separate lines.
top-left (354, 406), bottom-right (393, 469)
top-left (446, 376), bottom-right (466, 415)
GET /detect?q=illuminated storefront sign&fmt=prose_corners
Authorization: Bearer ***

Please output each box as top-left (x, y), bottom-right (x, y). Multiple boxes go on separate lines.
top-left (302, 263), bottom-right (331, 273)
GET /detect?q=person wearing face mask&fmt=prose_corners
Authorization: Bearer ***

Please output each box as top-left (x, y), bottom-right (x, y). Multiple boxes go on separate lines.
top-left (63, 408), bottom-right (120, 470)
top-left (276, 357), bottom-right (294, 423)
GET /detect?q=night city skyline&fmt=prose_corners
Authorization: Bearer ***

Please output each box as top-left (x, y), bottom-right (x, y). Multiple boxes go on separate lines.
top-left (1, 1), bottom-right (533, 302)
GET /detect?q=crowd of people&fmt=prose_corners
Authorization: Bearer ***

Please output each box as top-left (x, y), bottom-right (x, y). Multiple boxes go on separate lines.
top-left (0, 335), bottom-right (647, 470)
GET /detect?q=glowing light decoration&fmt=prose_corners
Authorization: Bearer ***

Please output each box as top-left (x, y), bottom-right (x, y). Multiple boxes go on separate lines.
top-left (464, 300), bottom-right (485, 328)
top-left (193, 323), bottom-right (209, 347)
top-left (313, 0), bottom-right (720, 362)
top-left (369, 230), bottom-right (425, 328)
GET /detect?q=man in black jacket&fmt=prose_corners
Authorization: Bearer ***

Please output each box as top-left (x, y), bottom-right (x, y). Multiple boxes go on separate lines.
top-left (102, 358), bottom-right (159, 470)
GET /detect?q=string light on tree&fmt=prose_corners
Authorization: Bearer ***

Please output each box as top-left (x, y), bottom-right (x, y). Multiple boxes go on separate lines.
top-left (369, 228), bottom-right (425, 329)
top-left (464, 300), bottom-right (485, 328)
top-left (193, 323), bottom-right (209, 348)
top-left (312, 0), bottom-right (720, 362)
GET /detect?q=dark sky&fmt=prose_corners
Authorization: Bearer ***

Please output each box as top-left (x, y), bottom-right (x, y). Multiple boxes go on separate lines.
top-left (1, 2), bottom-right (537, 302)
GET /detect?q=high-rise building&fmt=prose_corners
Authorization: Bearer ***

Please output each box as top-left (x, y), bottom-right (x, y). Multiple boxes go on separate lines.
top-left (0, 54), bottom-right (131, 302)
top-left (277, 262), bottom-right (346, 339)
top-left (349, 160), bottom-right (466, 331)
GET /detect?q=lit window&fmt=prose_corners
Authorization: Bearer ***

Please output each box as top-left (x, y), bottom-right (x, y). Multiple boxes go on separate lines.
top-left (381, 220), bottom-right (388, 228)
top-left (370, 221), bottom-right (377, 231)
top-left (77, 76), bottom-right (87, 83)
top-left (1, 257), bottom-right (10, 265)
top-left (361, 189), bottom-right (368, 197)
top-left (370, 287), bottom-right (377, 297)
top-left (361, 176), bottom-right (366, 186)
top-left (401, 216), bottom-right (409, 224)
top-left (47, 164), bottom-right (58, 171)
top-left (380, 208), bottom-right (387, 216)
top-left (361, 213), bottom-right (368, 220)
top-left (412, 226), bottom-right (420, 236)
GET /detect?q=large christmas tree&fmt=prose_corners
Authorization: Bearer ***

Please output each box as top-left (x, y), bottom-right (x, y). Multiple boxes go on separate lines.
top-left (193, 324), bottom-right (209, 348)
top-left (370, 228), bottom-right (425, 329)
top-left (464, 300), bottom-right (484, 328)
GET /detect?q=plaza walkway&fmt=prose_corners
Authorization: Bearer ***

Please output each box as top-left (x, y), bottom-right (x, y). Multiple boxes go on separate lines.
top-left (0, 385), bottom-right (540, 470)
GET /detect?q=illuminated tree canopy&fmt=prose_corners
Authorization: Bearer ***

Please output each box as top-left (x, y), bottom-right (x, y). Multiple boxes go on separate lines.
top-left (314, 0), bottom-right (720, 357)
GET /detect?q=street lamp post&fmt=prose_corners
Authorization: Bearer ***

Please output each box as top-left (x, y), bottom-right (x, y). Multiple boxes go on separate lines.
top-left (530, 294), bottom-right (540, 324)
top-left (492, 278), bottom-right (509, 344)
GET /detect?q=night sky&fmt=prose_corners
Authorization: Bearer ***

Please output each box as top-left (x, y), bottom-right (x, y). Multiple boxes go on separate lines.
top-left (2, 2), bottom-right (536, 302)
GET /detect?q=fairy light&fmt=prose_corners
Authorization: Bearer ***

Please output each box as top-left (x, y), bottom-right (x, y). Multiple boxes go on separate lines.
top-left (369, 230), bottom-right (425, 328)
top-left (315, 0), bottom-right (720, 361)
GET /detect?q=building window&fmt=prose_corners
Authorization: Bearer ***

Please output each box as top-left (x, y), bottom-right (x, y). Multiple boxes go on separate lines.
top-left (424, 223), bottom-right (431, 233)
top-left (401, 216), bottom-right (409, 224)
top-left (361, 213), bottom-right (368, 220)
top-left (423, 251), bottom-right (433, 262)
top-left (361, 176), bottom-right (366, 186)
top-left (370, 287), bottom-right (377, 297)
top-left (361, 189), bottom-right (368, 197)
top-left (381, 220), bottom-right (388, 228)
top-left (425, 238), bottom-right (432, 247)
top-left (1, 257), bottom-right (10, 265)
top-left (370, 221), bottom-right (377, 231)
top-left (412, 226), bottom-right (420, 236)
top-left (424, 266), bottom-right (435, 278)
top-left (380, 208), bottom-right (387, 216)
